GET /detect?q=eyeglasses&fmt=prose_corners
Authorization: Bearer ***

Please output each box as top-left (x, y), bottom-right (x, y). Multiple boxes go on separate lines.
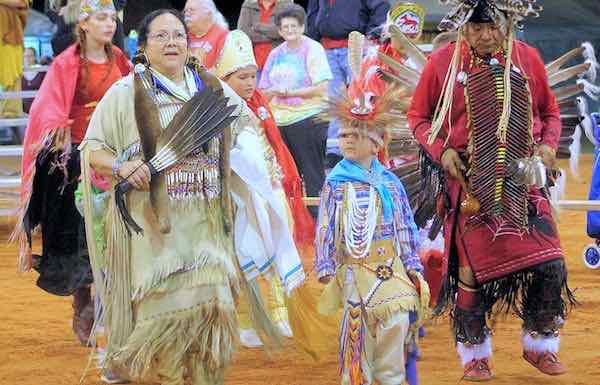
top-left (148, 30), bottom-right (187, 43)
top-left (338, 132), bottom-right (360, 140)
top-left (279, 24), bottom-right (300, 31)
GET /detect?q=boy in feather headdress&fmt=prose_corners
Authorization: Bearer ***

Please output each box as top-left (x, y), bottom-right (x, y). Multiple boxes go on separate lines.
top-left (315, 83), bottom-right (429, 385)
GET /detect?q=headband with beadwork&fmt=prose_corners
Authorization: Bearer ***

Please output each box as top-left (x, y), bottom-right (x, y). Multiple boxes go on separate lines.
top-left (79, 0), bottom-right (116, 21)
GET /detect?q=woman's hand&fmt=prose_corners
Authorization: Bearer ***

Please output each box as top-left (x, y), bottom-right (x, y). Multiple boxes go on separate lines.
top-left (263, 90), bottom-right (278, 100)
top-left (407, 269), bottom-right (419, 285)
top-left (407, 269), bottom-right (421, 295)
top-left (117, 160), bottom-right (151, 191)
top-left (273, 89), bottom-right (290, 98)
top-left (51, 127), bottom-right (71, 151)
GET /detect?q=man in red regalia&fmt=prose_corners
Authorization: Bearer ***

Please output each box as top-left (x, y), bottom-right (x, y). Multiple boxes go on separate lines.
top-left (408, 0), bottom-right (575, 381)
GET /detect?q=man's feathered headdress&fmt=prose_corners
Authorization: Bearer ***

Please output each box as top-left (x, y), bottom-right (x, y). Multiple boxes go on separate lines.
top-left (438, 0), bottom-right (542, 31)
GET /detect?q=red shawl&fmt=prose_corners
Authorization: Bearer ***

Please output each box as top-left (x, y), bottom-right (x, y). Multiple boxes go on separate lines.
top-left (246, 90), bottom-right (315, 249)
top-left (14, 44), bottom-right (131, 271)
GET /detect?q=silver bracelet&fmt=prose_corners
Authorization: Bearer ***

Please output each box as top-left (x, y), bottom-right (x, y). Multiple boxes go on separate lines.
top-left (112, 158), bottom-right (124, 178)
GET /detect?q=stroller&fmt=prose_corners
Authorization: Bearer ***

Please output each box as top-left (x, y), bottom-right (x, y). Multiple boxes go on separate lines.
top-left (584, 109), bottom-right (600, 269)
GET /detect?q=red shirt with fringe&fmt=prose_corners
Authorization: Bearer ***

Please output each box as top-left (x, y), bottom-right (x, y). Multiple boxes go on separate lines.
top-left (407, 40), bottom-right (563, 285)
top-left (70, 59), bottom-right (124, 143)
top-left (15, 44), bottom-right (130, 270)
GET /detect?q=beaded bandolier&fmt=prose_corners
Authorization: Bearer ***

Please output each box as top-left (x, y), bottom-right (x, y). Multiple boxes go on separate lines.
top-left (466, 63), bottom-right (533, 228)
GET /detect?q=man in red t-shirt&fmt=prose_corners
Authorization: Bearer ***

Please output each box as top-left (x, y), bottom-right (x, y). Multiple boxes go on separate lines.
top-left (184, 0), bottom-right (229, 70)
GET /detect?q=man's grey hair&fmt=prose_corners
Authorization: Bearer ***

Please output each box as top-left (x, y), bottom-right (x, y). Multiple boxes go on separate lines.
top-left (193, 0), bottom-right (230, 29)
top-left (49, 0), bottom-right (81, 25)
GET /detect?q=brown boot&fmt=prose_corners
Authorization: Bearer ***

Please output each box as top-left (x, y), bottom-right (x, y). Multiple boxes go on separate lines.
top-left (72, 287), bottom-right (94, 346)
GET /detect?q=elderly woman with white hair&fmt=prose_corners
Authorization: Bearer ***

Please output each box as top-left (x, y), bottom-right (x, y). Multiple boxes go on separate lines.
top-left (184, 0), bottom-right (229, 70)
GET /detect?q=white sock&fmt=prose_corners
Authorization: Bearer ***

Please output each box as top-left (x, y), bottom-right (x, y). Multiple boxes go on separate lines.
top-left (522, 333), bottom-right (560, 353)
top-left (457, 337), bottom-right (492, 366)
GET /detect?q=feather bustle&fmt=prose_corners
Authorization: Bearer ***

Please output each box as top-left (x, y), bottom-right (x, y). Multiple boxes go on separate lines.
top-left (388, 24), bottom-right (427, 70)
top-left (348, 31), bottom-right (365, 81)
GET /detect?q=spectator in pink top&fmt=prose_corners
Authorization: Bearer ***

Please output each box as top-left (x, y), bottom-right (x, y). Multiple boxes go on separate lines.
top-left (258, 4), bottom-right (332, 216)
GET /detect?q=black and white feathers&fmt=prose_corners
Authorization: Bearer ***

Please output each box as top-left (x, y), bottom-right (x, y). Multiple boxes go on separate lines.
top-left (116, 85), bottom-right (238, 235)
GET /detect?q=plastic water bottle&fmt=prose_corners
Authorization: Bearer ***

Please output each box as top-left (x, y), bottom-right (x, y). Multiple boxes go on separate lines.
top-left (127, 30), bottom-right (138, 59)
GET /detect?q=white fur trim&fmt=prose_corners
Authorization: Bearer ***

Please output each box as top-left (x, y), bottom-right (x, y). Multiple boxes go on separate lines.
top-left (522, 333), bottom-right (560, 354)
top-left (457, 337), bottom-right (492, 366)
top-left (582, 42), bottom-right (596, 65)
top-left (577, 79), bottom-right (600, 100)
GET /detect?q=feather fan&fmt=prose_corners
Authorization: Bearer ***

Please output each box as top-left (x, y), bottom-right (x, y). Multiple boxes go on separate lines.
top-left (546, 42), bottom-right (598, 77)
top-left (115, 86), bottom-right (238, 235)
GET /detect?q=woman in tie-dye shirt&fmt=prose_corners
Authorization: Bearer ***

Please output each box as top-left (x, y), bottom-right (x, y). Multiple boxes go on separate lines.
top-left (258, 4), bottom-right (332, 216)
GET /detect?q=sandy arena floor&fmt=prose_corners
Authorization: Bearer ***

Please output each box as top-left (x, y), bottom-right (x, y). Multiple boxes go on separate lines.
top-left (1, 157), bottom-right (599, 385)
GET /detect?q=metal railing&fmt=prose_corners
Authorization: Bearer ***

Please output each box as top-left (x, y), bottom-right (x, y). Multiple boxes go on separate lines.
top-left (302, 197), bottom-right (600, 210)
top-left (0, 90), bottom-right (37, 100)
top-left (0, 118), bottom-right (28, 128)
top-left (0, 66), bottom-right (48, 217)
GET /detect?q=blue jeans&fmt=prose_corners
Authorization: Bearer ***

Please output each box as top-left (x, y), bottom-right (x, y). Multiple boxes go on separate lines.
top-left (325, 47), bottom-right (351, 156)
top-left (256, 69), bottom-right (262, 85)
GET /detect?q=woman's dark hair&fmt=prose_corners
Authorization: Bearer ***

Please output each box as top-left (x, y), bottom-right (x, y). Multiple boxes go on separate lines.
top-left (136, 9), bottom-right (188, 47)
top-left (274, 4), bottom-right (306, 27)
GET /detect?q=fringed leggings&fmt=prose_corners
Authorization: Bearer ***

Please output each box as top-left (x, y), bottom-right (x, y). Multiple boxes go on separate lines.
top-left (453, 236), bottom-right (571, 344)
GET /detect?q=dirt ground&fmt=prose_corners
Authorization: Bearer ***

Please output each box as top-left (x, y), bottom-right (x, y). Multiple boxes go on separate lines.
top-left (1, 156), bottom-right (599, 385)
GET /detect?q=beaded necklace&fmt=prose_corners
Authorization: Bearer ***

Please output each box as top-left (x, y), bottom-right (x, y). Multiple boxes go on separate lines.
top-left (343, 183), bottom-right (380, 259)
top-left (469, 46), bottom-right (507, 69)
